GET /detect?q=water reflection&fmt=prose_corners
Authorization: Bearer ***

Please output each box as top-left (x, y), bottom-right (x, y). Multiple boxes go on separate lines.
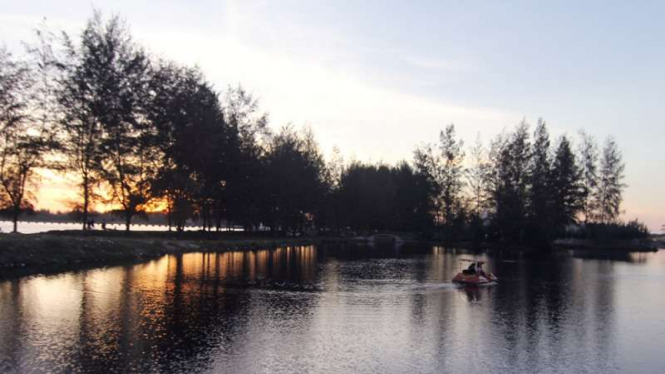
top-left (1, 246), bottom-right (664, 374)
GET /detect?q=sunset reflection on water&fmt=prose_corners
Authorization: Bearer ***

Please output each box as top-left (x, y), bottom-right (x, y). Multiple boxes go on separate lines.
top-left (1, 245), bottom-right (665, 374)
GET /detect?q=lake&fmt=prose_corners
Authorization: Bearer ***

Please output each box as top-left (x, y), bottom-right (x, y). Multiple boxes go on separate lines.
top-left (1, 244), bottom-right (664, 374)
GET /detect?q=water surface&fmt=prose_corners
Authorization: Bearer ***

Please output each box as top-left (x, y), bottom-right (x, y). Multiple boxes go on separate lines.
top-left (1, 245), bottom-right (664, 374)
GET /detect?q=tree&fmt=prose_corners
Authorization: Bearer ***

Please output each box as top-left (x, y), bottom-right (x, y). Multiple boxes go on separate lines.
top-left (596, 137), bottom-right (625, 224)
top-left (79, 15), bottom-right (157, 231)
top-left (222, 86), bottom-right (270, 231)
top-left (493, 122), bottom-right (531, 242)
top-left (466, 134), bottom-right (489, 216)
top-left (46, 16), bottom-right (106, 230)
top-left (148, 62), bottom-right (226, 232)
top-left (41, 13), bottom-right (160, 232)
top-left (0, 49), bottom-right (28, 136)
top-left (182, 81), bottom-right (225, 233)
top-left (437, 124), bottom-right (465, 228)
top-left (393, 162), bottom-right (434, 232)
top-left (414, 143), bottom-right (441, 224)
top-left (414, 124), bottom-right (465, 235)
top-left (527, 120), bottom-right (552, 240)
top-left (578, 130), bottom-right (599, 223)
top-left (147, 62), bottom-right (192, 231)
top-left (0, 48), bottom-right (54, 232)
top-left (482, 132), bottom-right (507, 213)
top-left (337, 162), bottom-right (397, 232)
top-left (550, 135), bottom-right (583, 233)
top-left (322, 146), bottom-right (345, 233)
top-left (262, 125), bottom-right (326, 234)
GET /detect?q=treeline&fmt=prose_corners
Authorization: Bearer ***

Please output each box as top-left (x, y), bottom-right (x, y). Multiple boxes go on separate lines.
top-left (0, 13), bottom-right (642, 242)
top-left (411, 122), bottom-right (634, 244)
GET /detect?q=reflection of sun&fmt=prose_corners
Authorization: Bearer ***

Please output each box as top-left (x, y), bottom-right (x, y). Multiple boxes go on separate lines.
top-left (136, 256), bottom-right (170, 288)
top-left (166, 246), bottom-right (318, 282)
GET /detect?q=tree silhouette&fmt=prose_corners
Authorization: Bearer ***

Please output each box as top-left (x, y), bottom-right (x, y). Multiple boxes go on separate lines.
top-left (45, 14), bottom-right (108, 230)
top-left (527, 120), bottom-right (552, 241)
top-left (147, 63), bottom-right (225, 231)
top-left (222, 86), bottom-right (270, 231)
top-left (81, 15), bottom-right (156, 231)
top-left (550, 135), bottom-right (583, 234)
top-left (578, 130), bottom-right (599, 224)
top-left (492, 122), bottom-right (531, 243)
top-left (2, 11), bottom-right (643, 243)
top-left (466, 133), bottom-right (489, 216)
top-left (414, 124), bottom-right (465, 237)
top-left (0, 48), bottom-right (54, 232)
top-left (596, 136), bottom-right (626, 224)
top-left (262, 126), bottom-right (326, 234)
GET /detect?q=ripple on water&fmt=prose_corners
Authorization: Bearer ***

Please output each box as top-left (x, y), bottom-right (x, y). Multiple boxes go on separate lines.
top-left (1, 247), bottom-right (664, 373)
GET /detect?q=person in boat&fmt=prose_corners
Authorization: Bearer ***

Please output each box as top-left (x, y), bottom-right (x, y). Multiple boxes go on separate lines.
top-left (477, 262), bottom-right (487, 277)
top-left (467, 262), bottom-right (476, 274)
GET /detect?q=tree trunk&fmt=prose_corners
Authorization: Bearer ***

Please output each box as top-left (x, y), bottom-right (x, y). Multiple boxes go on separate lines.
top-left (12, 206), bottom-right (19, 233)
top-left (125, 213), bottom-right (131, 233)
top-left (82, 177), bottom-right (89, 231)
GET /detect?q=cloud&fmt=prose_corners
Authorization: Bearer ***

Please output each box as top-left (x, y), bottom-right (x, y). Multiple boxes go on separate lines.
top-left (401, 54), bottom-right (471, 72)
top-left (133, 26), bottom-right (518, 163)
top-left (3, 6), bottom-right (520, 210)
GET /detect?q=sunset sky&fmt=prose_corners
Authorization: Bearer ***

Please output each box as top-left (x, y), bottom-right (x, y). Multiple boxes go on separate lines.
top-left (1, 1), bottom-right (663, 232)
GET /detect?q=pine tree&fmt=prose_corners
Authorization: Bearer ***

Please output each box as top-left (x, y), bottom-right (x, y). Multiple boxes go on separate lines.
top-left (466, 133), bottom-right (488, 216)
top-left (493, 122), bottom-right (531, 242)
top-left (414, 142), bottom-right (442, 224)
top-left (437, 124), bottom-right (465, 228)
top-left (64, 14), bottom-right (157, 231)
top-left (596, 137), bottom-right (625, 223)
top-left (527, 120), bottom-right (552, 238)
top-left (578, 130), bottom-right (599, 223)
top-left (550, 136), bottom-right (583, 233)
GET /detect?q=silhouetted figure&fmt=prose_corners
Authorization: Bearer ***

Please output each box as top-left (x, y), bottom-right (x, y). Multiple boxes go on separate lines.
top-left (477, 263), bottom-right (486, 277)
top-left (102, 220), bottom-right (106, 231)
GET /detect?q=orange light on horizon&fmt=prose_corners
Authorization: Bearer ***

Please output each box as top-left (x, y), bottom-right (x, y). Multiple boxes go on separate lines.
top-left (34, 168), bottom-right (170, 214)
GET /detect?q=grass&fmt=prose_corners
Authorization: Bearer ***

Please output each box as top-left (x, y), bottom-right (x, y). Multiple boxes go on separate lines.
top-left (0, 231), bottom-right (316, 271)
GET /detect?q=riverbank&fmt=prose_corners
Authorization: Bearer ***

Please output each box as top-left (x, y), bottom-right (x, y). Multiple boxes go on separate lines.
top-left (552, 238), bottom-right (660, 251)
top-left (0, 232), bottom-right (316, 271)
top-left (2, 230), bottom-right (660, 277)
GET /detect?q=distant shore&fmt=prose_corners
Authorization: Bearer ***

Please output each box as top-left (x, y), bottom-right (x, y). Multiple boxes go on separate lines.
top-left (552, 238), bottom-right (661, 251)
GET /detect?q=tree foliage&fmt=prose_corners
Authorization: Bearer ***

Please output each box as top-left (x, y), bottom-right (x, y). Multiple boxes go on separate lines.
top-left (596, 137), bottom-right (625, 224)
top-left (550, 136), bottom-right (583, 233)
top-left (0, 48), bottom-right (54, 232)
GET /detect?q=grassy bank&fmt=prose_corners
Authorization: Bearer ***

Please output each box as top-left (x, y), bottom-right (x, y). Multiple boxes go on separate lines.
top-left (0, 232), bottom-right (316, 271)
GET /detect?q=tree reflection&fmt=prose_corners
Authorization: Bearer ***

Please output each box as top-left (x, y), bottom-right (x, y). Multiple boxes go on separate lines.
top-left (2, 246), bottom-right (661, 374)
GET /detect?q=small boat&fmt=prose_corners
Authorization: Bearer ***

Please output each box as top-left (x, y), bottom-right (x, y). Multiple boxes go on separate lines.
top-left (452, 259), bottom-right (498, 286)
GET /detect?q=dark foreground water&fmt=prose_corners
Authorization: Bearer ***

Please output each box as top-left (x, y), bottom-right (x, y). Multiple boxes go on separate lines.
top-left (1, 245), bottom-right (664, 374)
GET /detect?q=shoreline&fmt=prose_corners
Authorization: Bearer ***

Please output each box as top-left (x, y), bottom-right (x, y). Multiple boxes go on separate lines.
top-left (551, 238), bottom-right (660, 251)
top-left (1, 232), bottom-right (660, 279)
top-left (0, 232), bottom-right (316, 275)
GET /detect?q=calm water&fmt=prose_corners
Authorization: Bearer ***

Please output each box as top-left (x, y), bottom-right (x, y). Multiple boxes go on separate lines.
top-left (1, 245), bottom-right (664, 374)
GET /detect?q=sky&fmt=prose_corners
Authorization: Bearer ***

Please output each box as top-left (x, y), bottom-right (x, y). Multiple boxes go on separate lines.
top-left (1, 0), bottom-right (663, 232)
